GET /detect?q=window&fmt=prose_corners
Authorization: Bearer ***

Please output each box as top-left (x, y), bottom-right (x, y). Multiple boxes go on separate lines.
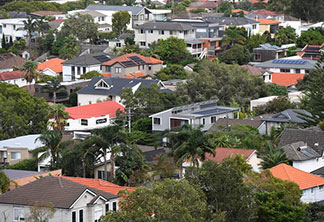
top-left (101, 16), bottom-right (105, 21)
top-left (105, 66), bottom-right (111, 72)
top-left (252, 24), bottom-right (256, 29)
top-left (77, 67), bottom-right (81, 75)
top-left (140, 29), bottom-right (144, 34)
top-left (79, 210), bottom-right (83, 222)
top-left (254, 53), bottom-right (261, 61)
top-left (72, 211), bottom-right (76, 222)
top-left (113, 202), bottom-right (117, 211)
top-left (148, 65), bottom-right (152, 70)
top-left (105, 203), bottom-right (109, 212)
top-left (13, 25), bottom-right (16, 30)
top-left (211, 116), bottom-right (217, 123)
top-left (98, 171), bottom-right (109, 179)
top-left (184, 31), bottom-right (188, 35)
top-left (296, 69), bottom-right (301, 73)
top-left (138, 65), bottom-right (140, 70)
top-left (320, 185), bottom-right (324, 190)
top-left (96, 80), bottom-right (109, 89)
top-left (158, 30), bottom-right (164, 35)
top-left (140, 42), bottom-right (146, 47)
top-left (115, 67), bottom-right (122, 73)
top-left (311, 188), bottom-right (314, 193)
top-left (13, 207), bottom-right (24, 221)
top-left (116, 42), bottom-right (121, 47)
top-left (280, 69), bottom-right (290, 73)
top-left (83, 67), bottom-right (86, 74)
top-left (81, 119), bottom-right (88, 126)
top-left (170, 30), bottom-right (173, 35)
top-left (148, 30), bottom-right (153, 33)
top-left (154, 118), bottom-right (161, 125)
top-left (72, 66), bottom-right (75, 75)
top-left (11, 152), bottom-right (21, 160)
top-left (202, 118), bottom-right (205, 125)
top-left (3, 24), bottom-right (6, 28)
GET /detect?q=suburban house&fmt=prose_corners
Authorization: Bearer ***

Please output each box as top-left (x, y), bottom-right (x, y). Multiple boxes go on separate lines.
top-left (149, 100), bottom-right (240, 132)
top-left (0, 176), bottom-right (119, 222)
top-left (253, 43), bottom-right (285, 62)
top-left (37, 58), bottom-right (66, 77)
top-left (0, 70), bottom-right (31, 87)
top-left (264, 109), bottom-right (312, 135)
top-left (282, 141), bottom-right (324, 173)
top-left (270, 163), bottom-right (324, 203)
top-left (31, 11), bottom-right (66, 20)
top-left (299, 44), bottom-right (324, 60)
top-left (278, 15), bottom-right (302, 36)
top-left (0, 53), bottom-right (26, 73)
top-left (263, 72), bottom-right (305, 87)
top-left (62, 53), bottom-right (114, 82)
top-left (0, 18), bottom-right (27, 47)
top-left (101, 53), bottom-right (163, 77)
top-left (64, 101), bottom-right (125, 132)
top-left (77, 76), bottom-right (165, 106)
top-left (252, 18), bottom-right (280, 36)
top-left (253, 59), bottom-right (317, 74)
top-left (108, 33), bottom-right (134, 50)
top-left (134, 21), bottom-right (195, 49)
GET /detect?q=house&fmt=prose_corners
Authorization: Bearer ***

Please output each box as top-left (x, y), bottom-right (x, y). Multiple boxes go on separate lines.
top-left (281, 141), bottom-right (324, 173)
top-left (62, 53), bottom-right (114, 82)
top-left (0, 53), bottom-right (26, 73)
top-left (101, 53), bottom-right (163, 77)
top-left (108, 33), bottom-right (134, 49)
top-left (278, 15), bottom-right (302, 36)
top-left (0, 176), bottom-right (119, 222)
top-left (266, 72), bottom-right (305, 87)
top-left (299, 44), bottom-right (324, 60)
top-left (0, 70), bottom-right (31, 87)
top-left (0, 18), bottom-right (27, 47)
top-left (85, 4), bottom-right (152, 28)
top-left (252, 18), bottom-right (280, 36)
top-left (241, 64), bottom-right (265, 76)
top-left (148, 9), bottom-right (171, 21)
top-left (253, 58), bottom-right (317, 74)
top-left (37, 58), bottom-right (66, 77)
top-left (149, 100), bottom-right (240, 132)
top-left (270, 163), bottom-right (324, 203)
top-left (253, 43), bottom-right (285, 62)
top-left (1, 169), bottom-right (62, 190)
top-left (31, 11), bottom-right (66, 20)
top-left (134, 21), bottom-right (195, 49)
top-left (64, 101), bottom-right (124, 132)
top-left (77, 76), bottom-right (165, 106)
top-left (264, 109), bottom-right (312, 135)
top-left (48, 19), bottom-right (64, 32)
top-left (207, 118), bottom-right (266, 134)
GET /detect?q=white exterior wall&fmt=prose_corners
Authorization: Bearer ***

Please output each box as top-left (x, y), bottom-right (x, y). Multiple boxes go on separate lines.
top-left (268, 67), bottom-right (307, 73)
top-left (247, 152), bottom-right (262, 172)
top-left (280, 21), bottom-right (302, 36)
top-left (0, 78), bottom-right (33, 88)
top-left (63, 64), bottom-right (101, 82)
top-left (293, 157), bottom-right (324, 173)
top-left (87, 10), bottom-right (133, 30)
top-left (0, 19), bottom-right (27, 48)
top-left (301, 186), bottom-right (324, 203)
top-left (77, 94), bottom-right (120, 106)
top-left (66, 114), bottom-right (112, 131)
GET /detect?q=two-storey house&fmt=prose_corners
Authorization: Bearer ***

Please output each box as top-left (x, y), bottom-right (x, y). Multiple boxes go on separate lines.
top-left (0, 18), bottom-right (27, 46)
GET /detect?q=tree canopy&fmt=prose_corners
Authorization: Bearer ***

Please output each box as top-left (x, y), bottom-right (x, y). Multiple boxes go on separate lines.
top-left (219, 44), bottom-right (251, 65)
top-left (155, 64), bottom-right (188, 80)
top-left (112, 11), bottom-right (131, 36)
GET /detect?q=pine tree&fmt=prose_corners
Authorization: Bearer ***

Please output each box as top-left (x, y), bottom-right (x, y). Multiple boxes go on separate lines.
top-left (1, 34), bottom-right (6, 50)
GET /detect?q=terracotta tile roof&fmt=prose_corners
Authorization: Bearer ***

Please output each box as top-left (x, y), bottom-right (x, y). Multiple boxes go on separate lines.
top-left (232, 9), bottom-right (249, 14)
top-left (250, 9), bottom-right (276, 16)
top-left (102, 53), bottom-right (163, 67)
top-left (241, 64), bottom-right (264, 76)
top-left (205, 148), bottom-right (255, 163)
top-left (102, 73), bottom-right (112, 77)
top-left (65, 101), bottom-right (124, 119)
top-left (270, 163), bottom-right (324, 189)
top-left (271, 73), bottom-right (305, 86)
top-left (37, 58), bottom-right (66, 73)
top-left (0, 53), bottom-right (26, 69)
top-left (253, 18), bottom-right (281, 25)
top-left (62, 176), bottom-right (135, 195)
top-left (121, 72), bottom-right (147, 79)
top-left (0, 70), bottom-right (24, 80)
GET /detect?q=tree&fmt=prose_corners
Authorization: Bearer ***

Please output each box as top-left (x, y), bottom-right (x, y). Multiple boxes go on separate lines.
top-left (100, 179), bottom-right (208, 222)
top-left (254, 96), bottom-right (297, 116)
top-left (6, 158), bottom-right (38, 171)
top-left (153, 155), bottom-right (179, 180)
top-left (296, 28), bottom-right (324, 48)
top-left (222, 27), bottom-right (247, 46)
top-left (23, 61), bottom-right (38, 88)
top-left (58, 34), bottom-right (79, 59)
top-left (80, 70), bottom-right (101, 79)
top-left (22, 18), bottom-right (37, 53)
top-left (246, 34), bottom-right (267, 52)
top-left (266, 83), bottom-right (288, 96)
top-left (259, 143), bottom-right (289, 169)
top-left (289, 0), bottom-right (324, 22)
top-left (1, 34), bottom-right (6, 50)
top-left (0, 83), bottom-right (49, 140)
top-left (156, 64), bottom-right (187, 81)
top-left (49, 104), bottom-right (68, 131)
top-left (219, 44), bottom-right (251, 65)
top-left (305, 202), bottom-right (324, 222)
top-left (41, 77), bottom-right (66, 104)
top-left (112, 11), bottom-right (131, 36)
top-left (27, 201), bottom-right (56, 222)
top-left (152, 37), bottom-right (193, 65)
top-left (0, 172), bottom-right (10, 193)
top-left (274, 26), bottom-right (297, 45)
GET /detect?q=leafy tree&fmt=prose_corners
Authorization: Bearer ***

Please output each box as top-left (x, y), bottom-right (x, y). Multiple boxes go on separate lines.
top-left (1, 1), bottom-right (63, 13)
top-left (296, 28), bottom-right (324, 48)
top-left (153, 155), bottom-right (179, 180)
top-left (41, 77), bottom-right (66, 104)
top-left (222, 27), bottom-right (247, 46)
top-left (152, 37), bottom-right (193, 65)
top-left (112, 11), bottom-right (131, 36)
top-left (235, 0), bottom-right (253, 11)
top-left (100, 179), bottom-right (208, 222)
top-left (80, 71), bottom-right (101, 79)
top-left (58, 34), bottom-right (79, 59)
top-left (0, 171), bottom-right (10, 193)
top-left (156, 64), bottom-right (187, 80)
top-left (6, 158), bottom-right (38, 171)
top-left (27, 201), bottom-right (56, 222)
top-left (266, 83), bottom-right (288, 96)
top-left (259, 143), bottom-right (289, 169)
top-left (305, 202), bottom-right (324, 222)
top-left (274, 26), bottom-right (297, 46)
top-left (0, 83), bottom-right (49, 139)
top-left (289, 0), bottom-right (324, 22)
top-left (176, 60), bottom-right (268, 106)
top-left (23, 61), bottom-right (38, 88)
top-left (216, 1), bottom-right (233, 15)
top-left (219, 44), bottom-right (251, 65)
top-left (246, 34), bottom-right (267, 52)
top-left (254, 96), bottom-right (297, 116)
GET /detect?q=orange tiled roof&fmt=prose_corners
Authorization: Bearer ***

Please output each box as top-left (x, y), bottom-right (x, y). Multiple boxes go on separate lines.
top-left (232, 9), bottom-right (249, 14)
top-left (253, 18), bottom-right (281, 25)
top-left (101, 73), bottom-right (112, 77)
top-left (37, 58), bottom-right (66, 73)
top-left (121, 72), bottom-right (147, 79)
top-left (0, 70), bottom-right (24, 81)
top-left (102, 53), bottom-right (163, 66)
top-left (205, 147), bottom-right (255, 163)
top-left (270, 164), bottom-right (324, 189)
top-left (62, 176), bottom-right (135, 195)
top-left (271, 73), bottom-right (305, 86)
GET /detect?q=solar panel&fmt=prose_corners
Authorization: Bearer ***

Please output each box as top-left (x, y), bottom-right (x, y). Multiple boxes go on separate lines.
top-left (94, 55), bottom-right (110, 63)
top-left (272, 59), bottom-right (306, 65)
top-left (129, 56), bottom-right (146, 65)
top-left (121, 61), bottom-right (136, 67)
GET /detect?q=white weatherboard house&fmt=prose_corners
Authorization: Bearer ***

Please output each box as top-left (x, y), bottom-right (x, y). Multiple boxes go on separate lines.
top-left (0, 176), bottom-right (119, 222)
top-left (0, 18), bottom-right (27, 47)
top-left (150, 100), bottom-right (240, 132)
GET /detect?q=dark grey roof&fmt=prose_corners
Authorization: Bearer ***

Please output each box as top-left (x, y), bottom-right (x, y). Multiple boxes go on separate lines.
top-left (311, 166), bottom-right (324, 176)
top-left (62, 53), bottom-right (113, 66)
top-left (135, 21), bottom-right (193, 31)
top-left (0, 176), bottom-right (118, 208)
top-left (48, 20), bottom-right (64, 30)
top-left (1, 169), bottom-right (40, 180)
top-left (142, 148), bottom-right (166, 162)
top-left (208, 118), bottom-right (263, 132)
top-left (253, 59), bottom-right (317, 69)
top-left (282, 141), bottom-right (321, 161)
top-left (7, 11), bottom-right (29, 18)
top-left (118, 33), bottom-right (134, 40)
top-left (203, 16), bottom-right (259, 25)
top-left (265, 109), bottom-right (312, 123)
top-left (86, 4), bottom-right (145, 15)
top-left (279, 128), bottom-right (324, 154)
top-left (77, 76), bottom-right (160, 96)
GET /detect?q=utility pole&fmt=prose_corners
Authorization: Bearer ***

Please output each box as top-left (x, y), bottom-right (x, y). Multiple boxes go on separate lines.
top-left (128, 107), bottom-right (131, 133)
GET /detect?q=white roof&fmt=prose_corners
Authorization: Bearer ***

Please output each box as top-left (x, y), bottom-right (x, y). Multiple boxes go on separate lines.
top-left (0, 134), bottom-right (44, 150)
top-left (149, 9), bottom-right (171, 14)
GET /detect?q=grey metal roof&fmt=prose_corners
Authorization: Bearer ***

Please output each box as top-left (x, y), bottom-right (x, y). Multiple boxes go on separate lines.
top-left (0, 134), bottom-right (43, 150)
top-left (86, 4), bottom-right (145, 15)
top-left (253, 59), bottom-right (317, 69)
top-left (77, 76), bottom-right (160, 96)
top-left (1, 169), bottom-right (40, 180)
top-left (256, 43), bottom-right (282, 51)
top-left (265, 109), bottom-right (312, 123)
top-left (134, 21), bottom-right (193, 31)
top-left (78, 10), bottom-right (106, 17)
top-left (185, 39), bottom-right (203, 44)
top-left (203, 16), bottom-right (259, 25)
top-left (282, 141), bottom-right (321, 161)
top-left (62, 53), bottom-right (113, 66)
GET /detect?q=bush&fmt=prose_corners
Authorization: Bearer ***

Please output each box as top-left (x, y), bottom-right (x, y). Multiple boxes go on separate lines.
top-left (266, 83), bottom-right (288, 96)
top-left (80, 71), bottom-right (101, 79)
top-left (6, 159), bottom-right (38, 171)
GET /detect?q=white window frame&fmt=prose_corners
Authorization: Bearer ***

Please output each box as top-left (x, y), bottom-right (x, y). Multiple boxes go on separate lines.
top-left (13, 207), bottom-right (24, 222)
top-left (153, 117), bottom-right (161, 125)
top-left (11, 152), bottom-right (21, 160)
top-left (115, 67), bottom-right (122, 74)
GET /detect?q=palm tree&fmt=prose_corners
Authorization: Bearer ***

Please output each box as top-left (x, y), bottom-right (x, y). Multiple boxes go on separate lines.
top-left (41, 77), bottom-right (67, 104)
top-left (35, 18), bottom-right (50, 37)
top-left (23, 61), bottom-right (38, 91)
top-left (222, 27), bottom-right (246, 46)
top-left (259, 143), bottom-right (289, 169)
top-left (59, 35), bottom-right (79, 59)
top-left (22, 18), bottom-right (37, 53)
top-left (49, 104), bottom-right (69, 131)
